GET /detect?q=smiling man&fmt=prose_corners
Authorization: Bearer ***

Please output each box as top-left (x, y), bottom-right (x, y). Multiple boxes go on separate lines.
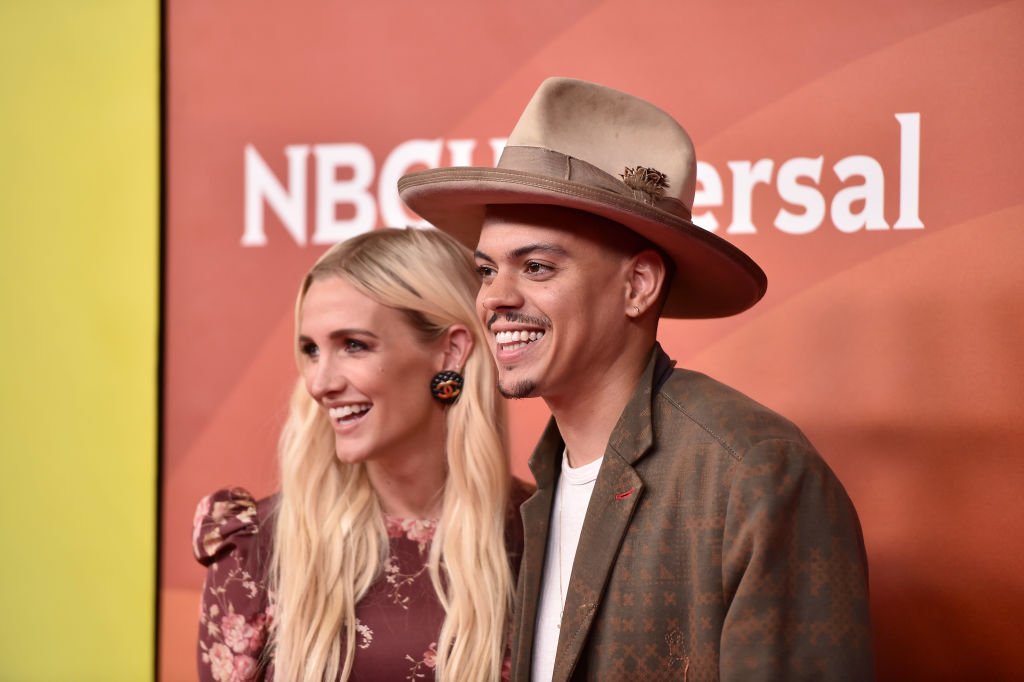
top-left (399, 78), bottom-right (873, 681)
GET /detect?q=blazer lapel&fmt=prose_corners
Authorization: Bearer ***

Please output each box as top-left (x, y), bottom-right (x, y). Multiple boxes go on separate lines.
top-left (552, 455), bottom-right (644, 681)
top-left (511, 418), bottom-right (564, 681)
top-left (551, 347), bottom-right (672, 680)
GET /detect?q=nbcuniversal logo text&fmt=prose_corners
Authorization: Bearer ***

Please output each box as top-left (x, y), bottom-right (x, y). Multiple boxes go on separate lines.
top-left (241, 113), bottom-right (921, 247)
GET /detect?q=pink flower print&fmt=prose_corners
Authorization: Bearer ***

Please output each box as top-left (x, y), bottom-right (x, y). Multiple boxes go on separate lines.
top-left (232, 654), bottom-right (257, 681)
top-left (355, 618), bottom-right (374, 649)
top-left (210, 492), bottom-right (257, 526)
top-left (221, 612), bottom-right (265, 655)
top-left (194, 495), bottom-right (212, 525)
top-left (385, 515), bottom-right (407, 538)
top-left (192, 496), bottom-right (213, 554)
top-left (208, 643), bottom-right (234, 681)
top-left (200, 526), bottom-right (225, 558)
top-left (250, 613), bottom-right (268, 650)
top-left (405, 641), bottom-right (439, 680)
top-left (403, 518), bottom-right (437, 547)
top-left (210, 500), bottom-right (234, 523)
top-left (234, 503), bottom-right (257, 526)
top-left (423, 642), bottom-right (438, 669)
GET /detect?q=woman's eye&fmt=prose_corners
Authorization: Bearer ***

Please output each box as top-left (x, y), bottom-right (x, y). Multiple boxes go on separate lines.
top-left (300, 342), bottom-right (319, 359)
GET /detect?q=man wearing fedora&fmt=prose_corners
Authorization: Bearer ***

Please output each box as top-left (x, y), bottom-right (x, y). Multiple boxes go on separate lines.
top-left (400, 78), bottom-right (872, 681)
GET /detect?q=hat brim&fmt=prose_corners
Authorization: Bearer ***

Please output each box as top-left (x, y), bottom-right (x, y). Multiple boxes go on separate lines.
top-left (399, 167), bottom-right (767, 319)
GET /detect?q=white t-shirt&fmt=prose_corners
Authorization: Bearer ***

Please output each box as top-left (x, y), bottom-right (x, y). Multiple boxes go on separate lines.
top-left (531, 451), bottom-right (603, 682)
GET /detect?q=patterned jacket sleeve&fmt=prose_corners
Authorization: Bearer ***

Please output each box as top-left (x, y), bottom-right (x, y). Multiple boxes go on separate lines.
top-left (719, 438), bottom-right (874, 680)
top-left (193, 488), bottom-right (275, 682)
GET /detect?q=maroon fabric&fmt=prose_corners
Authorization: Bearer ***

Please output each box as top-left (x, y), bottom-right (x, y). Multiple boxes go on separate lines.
top-left (194, 483), bottom-right (530, 681)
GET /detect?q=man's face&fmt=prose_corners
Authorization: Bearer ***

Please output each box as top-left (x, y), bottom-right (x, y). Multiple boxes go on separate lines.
top-left (473, 205), bottom-right (635, 402)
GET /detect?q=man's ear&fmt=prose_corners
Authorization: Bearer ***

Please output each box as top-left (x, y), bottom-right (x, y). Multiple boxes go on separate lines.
top-left (625, 249), bottom-right (668, 318)
top-left (440, 324), bottom-right (474, 371)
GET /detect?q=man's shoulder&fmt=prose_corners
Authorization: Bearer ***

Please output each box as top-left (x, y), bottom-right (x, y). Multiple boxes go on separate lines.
top-left (653, 368), bottom-right (813, 461)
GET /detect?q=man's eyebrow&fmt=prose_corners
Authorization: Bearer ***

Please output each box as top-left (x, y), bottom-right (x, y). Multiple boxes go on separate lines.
top-left (475, 243), bottom-right (569, 262)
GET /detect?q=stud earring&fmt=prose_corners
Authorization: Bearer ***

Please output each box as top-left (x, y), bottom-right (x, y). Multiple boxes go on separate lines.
top-left (430, 370), bottom-right (464, 405)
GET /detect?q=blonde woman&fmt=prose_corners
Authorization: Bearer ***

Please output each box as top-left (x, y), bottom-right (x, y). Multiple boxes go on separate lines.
top-left (193, 228), bottom-right (531, 681)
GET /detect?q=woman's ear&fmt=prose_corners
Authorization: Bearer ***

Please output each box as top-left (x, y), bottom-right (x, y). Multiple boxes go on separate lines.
top-left (625, 249), bottom-right (668, 318)
top-left (440, 324), bottom-right (474, 372)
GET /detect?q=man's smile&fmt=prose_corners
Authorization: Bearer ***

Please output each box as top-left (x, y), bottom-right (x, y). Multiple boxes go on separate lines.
top-left (486, 312), bottom-right (550, 358)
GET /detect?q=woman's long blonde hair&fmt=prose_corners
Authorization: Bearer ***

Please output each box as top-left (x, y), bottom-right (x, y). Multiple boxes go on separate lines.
top-left (270, 227), bottom-right (511, 681)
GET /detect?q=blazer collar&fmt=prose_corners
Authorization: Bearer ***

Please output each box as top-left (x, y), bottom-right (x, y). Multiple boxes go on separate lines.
top-left (606, 343), bottom-right (675, 465)
top-left (527, 343), bottom-right (675, 484)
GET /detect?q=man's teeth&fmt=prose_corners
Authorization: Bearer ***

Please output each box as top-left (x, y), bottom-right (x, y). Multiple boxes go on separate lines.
top-left (328, 404), bottom-right (371, 420)
top-left (495, 330), bottom-right (545, 345)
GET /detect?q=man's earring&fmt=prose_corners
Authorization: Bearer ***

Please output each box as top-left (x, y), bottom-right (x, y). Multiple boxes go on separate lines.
top-left (431, 370), bottom-right (464, 405)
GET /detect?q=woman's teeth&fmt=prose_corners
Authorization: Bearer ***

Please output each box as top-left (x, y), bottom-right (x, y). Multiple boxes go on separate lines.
top-left (495, 330), bottom-right (545, 349)
top-left (328, 403), bottom-right (371, 421)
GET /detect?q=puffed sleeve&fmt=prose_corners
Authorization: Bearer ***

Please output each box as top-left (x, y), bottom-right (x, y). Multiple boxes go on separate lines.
top-left (719, 439), bottom-right (874, 681)
top-left (193, 488), bottom-right (276, 682)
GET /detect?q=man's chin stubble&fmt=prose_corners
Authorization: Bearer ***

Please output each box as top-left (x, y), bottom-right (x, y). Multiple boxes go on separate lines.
top-left (498, 380), bottom-right (537, 400)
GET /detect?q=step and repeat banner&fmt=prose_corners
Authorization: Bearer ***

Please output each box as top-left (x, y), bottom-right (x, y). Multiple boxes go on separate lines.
top-left (163, 1), bottom-right (1023, 679)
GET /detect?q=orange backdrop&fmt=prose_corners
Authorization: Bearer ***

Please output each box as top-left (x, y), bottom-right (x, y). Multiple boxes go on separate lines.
top-left (162, 1), bottom-right (1024, 679)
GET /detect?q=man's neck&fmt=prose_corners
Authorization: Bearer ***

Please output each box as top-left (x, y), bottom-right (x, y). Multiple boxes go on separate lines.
top-left (545, 343), bottom-right (654, 468)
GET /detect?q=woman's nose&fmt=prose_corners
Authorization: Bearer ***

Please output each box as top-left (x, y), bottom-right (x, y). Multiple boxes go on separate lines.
top-left (306, 355), bottom-right (345, 400)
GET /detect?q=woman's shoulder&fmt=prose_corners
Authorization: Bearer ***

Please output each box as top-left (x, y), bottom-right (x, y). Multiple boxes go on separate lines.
top-left (194, 488), bottom-right (277, 681)
top-left (192, 487), bottom-right (279, 566)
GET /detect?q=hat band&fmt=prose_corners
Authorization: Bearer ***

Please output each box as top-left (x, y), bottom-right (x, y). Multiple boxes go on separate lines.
top-left (496, 145), bottom-right (692, 222)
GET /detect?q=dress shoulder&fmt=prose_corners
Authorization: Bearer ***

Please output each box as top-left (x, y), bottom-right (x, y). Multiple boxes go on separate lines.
top-left (194, 488), bottom-right (277, 682)
top-left (192, 487), bottom-right (276, 566)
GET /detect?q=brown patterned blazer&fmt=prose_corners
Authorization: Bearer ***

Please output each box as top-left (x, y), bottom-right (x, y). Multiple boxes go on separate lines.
top-left (510, 345), bottom-right (873, 681)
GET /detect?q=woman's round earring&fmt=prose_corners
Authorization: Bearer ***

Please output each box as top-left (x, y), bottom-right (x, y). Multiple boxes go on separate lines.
top-left (431, 370), bottom-right (464, 405)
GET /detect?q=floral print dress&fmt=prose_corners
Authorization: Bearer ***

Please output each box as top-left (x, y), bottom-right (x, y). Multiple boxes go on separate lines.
top-left (193, 485), bottom-right (528, 681)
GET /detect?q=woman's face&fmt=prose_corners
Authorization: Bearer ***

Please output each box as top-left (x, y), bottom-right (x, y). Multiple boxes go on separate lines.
top-left (298, 275), bottom-right (449, 467)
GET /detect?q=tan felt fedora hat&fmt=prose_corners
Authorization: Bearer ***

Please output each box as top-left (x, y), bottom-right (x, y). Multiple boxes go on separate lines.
top-left (398, 77), bottom-right (766, 318)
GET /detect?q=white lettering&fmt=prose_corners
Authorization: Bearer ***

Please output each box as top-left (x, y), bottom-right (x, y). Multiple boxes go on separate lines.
top-left (832, 156), bottom-right (888, 233)
top-left (775, 157), bottom-right (825, 235)
top-left (242, 144), bottom-right (309, 247)
top-left (489, 138), bottom-right (508, 164)
top-left (379, 138), bottom-right (499, 229)
top-left (446, 139), bottom-right (477, 167)
top-left (894, 113), bottom-right (923, 229)
top-left (693, 161), bottom-right (723, 231)
top-left (378, 139), bottom-right (443, 228)
top-left (727, 159), bottom-right (774, 234)
top-left (239, 115), bottom-right (921, 246)
top-left (312, 144), bottom-right (376, 244)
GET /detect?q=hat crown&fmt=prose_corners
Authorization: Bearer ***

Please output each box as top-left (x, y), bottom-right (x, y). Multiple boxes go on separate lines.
top-left (396, 76), bottom-right (767, 319)
top-left (505, 78), bottom-right (697, 211)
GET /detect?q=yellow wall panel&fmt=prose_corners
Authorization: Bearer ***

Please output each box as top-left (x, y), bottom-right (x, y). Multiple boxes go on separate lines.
top-left (0, 1), bottom-right (158, 679)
